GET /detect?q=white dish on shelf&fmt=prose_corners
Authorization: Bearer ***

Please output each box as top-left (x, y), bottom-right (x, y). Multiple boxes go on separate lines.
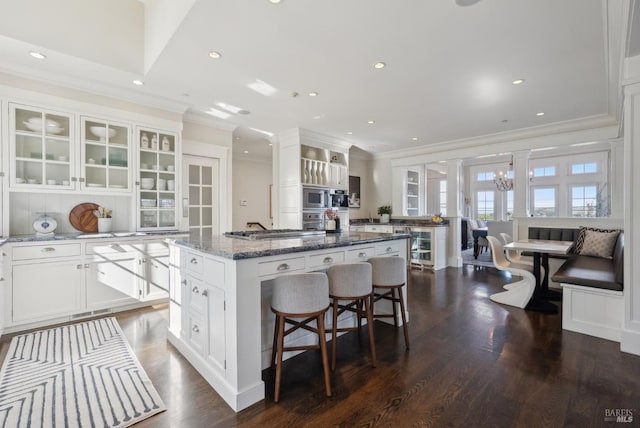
top-left (87, 183), bottom-right (106, 187)
top-left (23, 118), bottom-right (64, 134)
top-left (141, 199), bottom-right (156, 207)
top-left (111, 184), bottom-right (126, 189)
top-left (89, 126), bottom-right (116, 141)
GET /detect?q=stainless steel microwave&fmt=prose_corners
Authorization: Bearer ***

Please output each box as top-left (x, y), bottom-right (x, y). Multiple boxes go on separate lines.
top-left (329, 189), bottom-right (349, 209)
top-left (302, 186), bottom-right (328, 209)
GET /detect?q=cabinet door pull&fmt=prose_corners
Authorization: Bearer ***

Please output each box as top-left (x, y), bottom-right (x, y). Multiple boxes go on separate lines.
top-left (191, 286), bottom-right (199, 293)
top-left (98, 270), bottom-right (105, 275)
top-left (181, 279), bottom-right (187, 286)
top-left (202, 290), bottom-right (208, 297)
top-left (84, 264), bottom-right (90, 268)
top-left (41, 247), bottom-right (56, 253)
top-left (190, 258), bottom-right (198, 265)
top-left (192, 325), bottom-right (200, 333)
top-left (386, 247), bottom-right (393, 253)
top-left (323, 257), bottom-right (333, 264)
top-left (76, 264), bottom-right (83, 269)
top-left (358, 252), bottom-right (367, 258)
top-left (277, 263), bottom-right (290, 271)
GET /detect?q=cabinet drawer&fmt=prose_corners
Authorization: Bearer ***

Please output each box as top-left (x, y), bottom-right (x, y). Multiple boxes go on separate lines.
top-left (184, 314), bottom-right (207, 355)
top-left (308, 251), bottom-right (344, 268)
top-left (204, 258), bottom-right (225, 288)
top-left (376, 242), bottom-right (402, 256)
top-left (346, 246), bottom-right (375, 262)
top-left (185, 252), bottom-right (204, 275)
top-left (258, 257), bottom-right (305, 277)
top-left (12, 243), bottom-right (81, 261)
top-left (86, 241), bottom-right (134, 255)
top-left (365, 225), bottom-right (394, 233)
top-left (186, 277), bottom-right (207, 316)
top-left (133, 241), bottom-right (170, 254)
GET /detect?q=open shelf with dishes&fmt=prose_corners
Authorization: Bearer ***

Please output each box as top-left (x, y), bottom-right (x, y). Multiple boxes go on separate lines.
top-left (136, 127), bottom-right (178, 230)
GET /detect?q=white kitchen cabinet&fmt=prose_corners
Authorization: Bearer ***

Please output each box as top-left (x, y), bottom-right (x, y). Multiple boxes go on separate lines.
top-left (350, 225), bottom-right (366, 232)
top-left (404, 168), bottom-right (422, 216)
top-left (86, 258), bottom-right (138, 310)
top-left (9, 103), bottom-right (74, 189)
top-left (180, 249), bottom-right (227, 376)
top-left (9, 103), bottom-right (133, 193)
top-left (12, 261), bottom-right (84, 322)
top-left (81, 117), bottom-right (131, 191)
top-left (137, 127), bottom-right (179, 231)
top-left (410, 226), bottom-right (448, 270)
top-left (364, 224), bottom-right (394, 233)
top-left (328, 163), bottom-right (348, 189)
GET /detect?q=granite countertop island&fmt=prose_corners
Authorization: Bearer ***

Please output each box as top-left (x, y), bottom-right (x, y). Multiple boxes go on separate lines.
top-left (166, 230), bottom-right (410, 412)
top-left (171, 230), bottom-right (411, 260)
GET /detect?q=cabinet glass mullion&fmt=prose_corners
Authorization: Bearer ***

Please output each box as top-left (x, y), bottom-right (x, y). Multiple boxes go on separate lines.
top-left (81, 118), bottom-right (130, 190)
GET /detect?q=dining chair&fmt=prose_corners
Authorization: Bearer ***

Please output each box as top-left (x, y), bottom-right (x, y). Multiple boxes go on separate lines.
top-left (500, 233), bottom-right (534, 266)
top-left (486, 236), bottom-right (536, 308)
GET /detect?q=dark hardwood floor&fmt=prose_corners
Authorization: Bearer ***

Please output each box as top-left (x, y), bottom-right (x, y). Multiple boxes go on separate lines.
top-left (2, 266), bottom-right (639, 427)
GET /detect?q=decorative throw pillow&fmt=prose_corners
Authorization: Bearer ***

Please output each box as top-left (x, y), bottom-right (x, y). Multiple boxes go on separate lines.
top-left (577, 228), bottom-right (620, 259)
top-left (575, 226), bottom-right (619, 253)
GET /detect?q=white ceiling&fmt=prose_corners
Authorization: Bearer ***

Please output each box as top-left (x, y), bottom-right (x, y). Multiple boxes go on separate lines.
top-left (0, 0), bottom-right (632, 160)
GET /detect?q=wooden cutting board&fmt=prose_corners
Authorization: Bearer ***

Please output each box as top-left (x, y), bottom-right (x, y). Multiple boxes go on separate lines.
top-left (69, 202), bottom-right (99, 233)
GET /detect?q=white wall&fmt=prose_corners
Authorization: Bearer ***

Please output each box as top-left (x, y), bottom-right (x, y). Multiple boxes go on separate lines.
top-left (232, 158), bottom-right (273, 230)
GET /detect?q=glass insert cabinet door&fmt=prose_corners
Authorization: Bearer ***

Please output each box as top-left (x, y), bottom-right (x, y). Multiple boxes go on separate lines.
top-left (410, 227), bottom-right (433, 266)
top-left (81, 117), bottom-right (130, 191)
top-left (10, 104), bottom-right (73, 188)
top-left (404, 169), bottom-right (421, 216)
top-left (137, 127), bottom-right (178, 230)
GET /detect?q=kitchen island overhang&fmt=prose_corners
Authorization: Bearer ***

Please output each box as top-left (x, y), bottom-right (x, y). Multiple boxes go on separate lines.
top-left (166, 231), bottom-right (410, 412)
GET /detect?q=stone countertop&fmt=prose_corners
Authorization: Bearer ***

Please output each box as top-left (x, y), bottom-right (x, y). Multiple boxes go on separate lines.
top-left (171, 231), bottom-right (411, 260)
top-left (350, 220), bottom-right (449, 227)
top-left (1, 230), bottom-right (189, 245)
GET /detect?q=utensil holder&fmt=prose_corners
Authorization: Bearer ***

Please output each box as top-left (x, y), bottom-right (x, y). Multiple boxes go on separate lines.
top-left (98, 218), bottom-right (112, 233)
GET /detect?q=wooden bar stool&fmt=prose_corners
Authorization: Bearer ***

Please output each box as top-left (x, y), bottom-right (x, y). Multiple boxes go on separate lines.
top-left (368, 256), bottom-right (410, 349)
top-left (327, 262), bottom-right (376, 370)
top-left (270, 272), bottom-right (331, 403)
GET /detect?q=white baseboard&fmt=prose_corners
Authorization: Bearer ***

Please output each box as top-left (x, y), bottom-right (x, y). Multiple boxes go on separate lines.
top-left (621, 329), bottom-right (640, 356)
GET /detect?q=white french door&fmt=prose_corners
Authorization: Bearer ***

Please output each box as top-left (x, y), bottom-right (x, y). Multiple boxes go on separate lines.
top-left (182, 155), bottom-right (219, 237)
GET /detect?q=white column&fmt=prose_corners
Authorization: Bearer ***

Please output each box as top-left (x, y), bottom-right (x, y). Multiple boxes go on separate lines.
top-left (446, 159), bottom-right (463, 267)
top-left (512, 150), bottom-right (531, 218)
top-left (622, 82), bottom-right (640, 355)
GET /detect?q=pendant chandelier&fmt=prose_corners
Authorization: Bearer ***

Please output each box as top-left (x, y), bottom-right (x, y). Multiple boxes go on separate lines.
top-left (494, 159), bottom-right (514, 191)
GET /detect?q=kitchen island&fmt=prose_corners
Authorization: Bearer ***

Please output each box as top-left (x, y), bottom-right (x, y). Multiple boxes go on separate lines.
top-left (167, 231), bottom-right (410, 411)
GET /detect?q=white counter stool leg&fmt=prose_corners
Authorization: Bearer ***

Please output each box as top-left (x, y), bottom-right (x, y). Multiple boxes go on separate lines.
top-left (270, 272), bottom-right (331, 403)
top-left (327, 262), bottom-right (376, 370)
top-left (368, 256), bottom-right (410, 350)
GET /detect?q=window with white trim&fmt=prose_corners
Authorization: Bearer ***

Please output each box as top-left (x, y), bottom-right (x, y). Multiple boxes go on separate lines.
top-left (476, 190), bottom-right (495, 220)
top-left (530, 151), bottom-right (609, 217)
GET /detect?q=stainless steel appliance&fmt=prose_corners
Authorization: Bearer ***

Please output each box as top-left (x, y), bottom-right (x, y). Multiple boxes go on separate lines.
top-left (303, 186), bottom-right (328, 209)
top-left (302, 211), bottom-right (324, 230)
top-left (329, 189), bottom-right (349, 209)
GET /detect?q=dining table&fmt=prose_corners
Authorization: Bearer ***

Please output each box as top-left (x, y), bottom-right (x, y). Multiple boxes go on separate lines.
top-left (504, 239), bottom-right (575, 314)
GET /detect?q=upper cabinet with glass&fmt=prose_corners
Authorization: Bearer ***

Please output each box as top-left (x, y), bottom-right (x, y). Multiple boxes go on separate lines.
top-left (81, 117), bottom-right (131, 191)
top-left (10, 104), bottom-right (73, 188)
top-left (404, 169), bottom-right (421, 216)
top-left (137, 127), bottom-right (178, 231)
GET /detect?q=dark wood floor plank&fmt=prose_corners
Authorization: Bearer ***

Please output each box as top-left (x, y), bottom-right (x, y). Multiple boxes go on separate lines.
top-left (2, 265), bottom-right (639, 427)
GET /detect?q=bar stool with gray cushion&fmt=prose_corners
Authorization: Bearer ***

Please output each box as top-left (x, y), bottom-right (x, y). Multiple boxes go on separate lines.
top-left (327, 262), bottom-right (376, 370)
top-left (270, 272), bottom-right (331, 402)
top-left (368, 256), bottom-right (409, 349)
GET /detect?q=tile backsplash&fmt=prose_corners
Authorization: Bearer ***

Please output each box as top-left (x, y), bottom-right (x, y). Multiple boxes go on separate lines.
top-left (10, 193), bottom-right (133, 235)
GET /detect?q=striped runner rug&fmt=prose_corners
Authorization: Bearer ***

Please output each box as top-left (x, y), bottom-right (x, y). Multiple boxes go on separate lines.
top-left (0, 317), bottom-right (165, 427)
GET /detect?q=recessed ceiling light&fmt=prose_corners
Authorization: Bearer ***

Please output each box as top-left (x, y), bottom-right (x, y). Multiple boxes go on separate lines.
top-left (308, 92), bottom-right (318, 97)
top-left (243, 150), bottom-right (249, 154)
top-left (268, 143), bottom-right (273, 146)
top-left (269, 0), bottom-right (282, 3)
top-left (208, 51), bottom-right (222, 59)
top-left (536, 112), bottom-right (545, 116)
top-left (411, 137), bottom-right (418, 141)
top-left (29, 51), bottom-right (46, 59)
top-left (132, 80), bottom-right (144, 86)
top-left (367, 120), bottom-right (375, 124)
top-left (347, 131), bottom-right (353, 135)
top-left (512, 79), bottom-right (524, 85)
top-left (374, 62), bottom-right (386, 69)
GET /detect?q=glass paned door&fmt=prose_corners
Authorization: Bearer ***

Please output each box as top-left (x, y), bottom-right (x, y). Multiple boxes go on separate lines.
top-left (183, 155), bottom-right (219, 237)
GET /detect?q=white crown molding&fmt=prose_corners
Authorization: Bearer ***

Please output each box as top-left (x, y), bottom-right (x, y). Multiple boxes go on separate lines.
top-left (380, 114), bottom-right (619, 164)
top-left (298, 128), bottom-right (352, 152)
top-left (0, 65), bottom-right (190, 114)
